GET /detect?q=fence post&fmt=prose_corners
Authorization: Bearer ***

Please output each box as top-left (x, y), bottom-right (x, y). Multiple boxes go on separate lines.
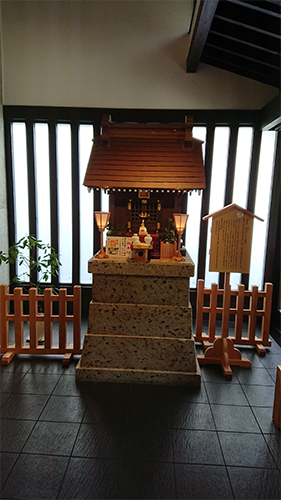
top-left (234, 284), bottom-right (245, 342)
top-left (44, 288), bottom-right (52, 349)
top-left (195, 279), bottom-right (204, 340)
top-left (29, 288), bottom-right (37, 349)
top-left (73, 286), bottom-right (81, 350)
top-left (261, 283), bottom-right (273, 345)
top-left (59, 289), bottom-right (67, 349)
top-left (209, 283), bottom-right (218, 342)
top-left (14, 288), bottom-right (23, 348)
top-left (0, 284), bottom-right (9, 349)
top-left (248, 285), bottom-right (259, 343)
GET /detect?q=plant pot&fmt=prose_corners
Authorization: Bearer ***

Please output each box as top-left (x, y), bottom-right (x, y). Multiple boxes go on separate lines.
top-left (160, 241), bottom-right (177, 259)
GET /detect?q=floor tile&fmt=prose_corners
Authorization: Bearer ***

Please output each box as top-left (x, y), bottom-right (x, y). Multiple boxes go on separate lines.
top-left (201, 364), bottom-right (239, 383)
top-left (174, 463), bottom-right (233, 499)
top-left (235, 367), bottom-right (275, 386)
top-left (1, 453), bottom-right (68, 499)
top-left (172, 402), bottom-right (215, 430)
top-left (241, 384), bottom-right (276, 407)
top-left (83, 396), bottom-right (128, 425)
top-left (0, 356), bottom-right (33, 373)
top-left (260, 353), bottom-right (281, 369)
top-left (58, 457), bottom-right (127, 499)
top-left (0, 372), bottom-right (27, 393)
top-left (1, 393), bottom-right (49, 420)
top-left (251, 406), bottom-right (279, 434)
top-left (26, 356), bottom-right (66, 374)
top-left (205, 382), bottom-right (249, 405)
top-left (59, 457), bottom-right (176, 499)
top-left (238, 349), bottom-right (265, 367)
top-left (0, 419), bottom-right (35, 452)
top-left (73, 423), bottom-right (125, 459)
top-left (123, 425), bottom-right (173, 462)
top-left (172, 429), bottom-right (224, 465)
top-left (0, 452), bottom-right (18, 488)
top-left (264, 432), bottom-right (281, 469)
top-left (211, 404), bottom-right (260, 433)
top-left (0, 392), bottom-right (11, 408)
top-left (218, 431), bottom-right (277, 468)
top-left (228, 466), bottom-right (281, 499)
top-left (12, 373), bottom-right (61, 395)
top-left (120, 459), bottom-right (176, 499)
top-left (127, 397), bottom-right (171, 427)
top-left (168, 383), bottom-right (209, 404)
top-left (23, 420), bottom-right (80, 456)
top-left (39, 394), bottom-right (87, 423)
top-left (130, 383), bottom-right (169, 400)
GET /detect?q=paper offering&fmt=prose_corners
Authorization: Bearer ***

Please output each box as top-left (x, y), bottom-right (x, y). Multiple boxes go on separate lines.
top-left (106, 237), bottom-right (132, 258)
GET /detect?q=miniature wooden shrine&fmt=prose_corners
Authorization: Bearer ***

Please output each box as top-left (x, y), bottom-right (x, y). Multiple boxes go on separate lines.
top-left (83, 115), bottom-right (205, 257)
top-left (76, 115), bottom-right (205, 386)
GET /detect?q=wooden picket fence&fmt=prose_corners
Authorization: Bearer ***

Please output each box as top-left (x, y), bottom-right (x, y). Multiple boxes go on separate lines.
top-left (195, 279), bottom-right (273, 355)
top-left (0, 284), bottom-right (82, 365)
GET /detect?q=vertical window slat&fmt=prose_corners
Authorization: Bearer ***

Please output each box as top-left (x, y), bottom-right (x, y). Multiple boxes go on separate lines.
top-left (205, 127), bottom-right (230, 288)
top-left (57, 124), bottom-right (72, 283)
top-left (34, 123), bottom-right (51, 282)
top-left (249, 131), bottom-right (277, 289)
top-left (11, 122), bottom-right (29, 281)
top-left (79, 124), bottom-right (94, 284)
top-left (187, 127), bottom-right (206, 288)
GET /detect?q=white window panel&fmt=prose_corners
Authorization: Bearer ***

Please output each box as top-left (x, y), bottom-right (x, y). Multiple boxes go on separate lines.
top-left (57, 124), bottom-right (72, 283)
top-left (249, 131), bottom-right (276, 289)
top-left (187, 126), bottom-right (206, 288)
top-left (205, 127), bottom-right (230, 288)
top-left (101, 189), bottom-right (109, 213)
top-left (230, 126), bottom-right (253, 289)
top-left (11, 122), bottom-right (29, 281)
top-left (34, 123), bottom-right (51, 282)
top-left (79, 124), bottom-right (94, 284)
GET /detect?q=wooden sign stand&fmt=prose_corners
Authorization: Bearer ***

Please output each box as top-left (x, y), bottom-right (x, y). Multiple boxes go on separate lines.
top-left (197, 272), bottom-right (251, 380)
top-left (197, 204), bottom-right (264, 380)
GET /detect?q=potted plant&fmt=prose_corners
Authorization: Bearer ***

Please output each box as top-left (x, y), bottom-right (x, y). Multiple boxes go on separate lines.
top-left (0, 235), bottom-right (61, 343)
top-left (160, 218), bottom-right (177, 259)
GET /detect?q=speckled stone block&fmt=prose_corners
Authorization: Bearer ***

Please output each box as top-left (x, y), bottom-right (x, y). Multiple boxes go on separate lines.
top-left (88, 302), bottom-right (192, 338)
top-left (92, 274), bottom-right (190, 305)
top-left (76, 359), bottom-right (201, 387)
top-left (79, 335), bottom-right (197, 372)
top-left (76, 254), bottom-right (200, 386)
top-left (88, 254), bottom-right (194, 278)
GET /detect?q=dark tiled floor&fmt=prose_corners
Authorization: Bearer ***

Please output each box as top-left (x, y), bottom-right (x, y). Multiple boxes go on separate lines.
top-left (0, 337), bottom-right (280, 499)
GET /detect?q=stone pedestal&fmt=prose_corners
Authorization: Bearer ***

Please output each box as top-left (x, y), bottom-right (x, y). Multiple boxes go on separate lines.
top-left (76, 254), bottom-right (201, 386)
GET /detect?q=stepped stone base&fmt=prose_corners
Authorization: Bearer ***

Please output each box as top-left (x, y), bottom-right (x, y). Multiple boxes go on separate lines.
top-left (76, 358), bottom-right (201, 386)
top-left (76, 255), bottom-right (201, 387)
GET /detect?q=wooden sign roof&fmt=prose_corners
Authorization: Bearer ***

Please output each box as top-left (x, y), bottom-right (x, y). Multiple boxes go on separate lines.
top-left (203, 203), bottom-right (263, 222)
top-left (83, 115), bottom-right (205, 191)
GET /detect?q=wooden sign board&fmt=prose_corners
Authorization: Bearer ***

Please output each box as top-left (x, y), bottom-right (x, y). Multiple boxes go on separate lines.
top-left (208, 208), bottom-right (254, 274)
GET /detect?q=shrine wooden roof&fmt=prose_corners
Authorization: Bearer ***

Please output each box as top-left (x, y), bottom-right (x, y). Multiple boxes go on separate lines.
top-left (83, 115), bottom-right (205, 191)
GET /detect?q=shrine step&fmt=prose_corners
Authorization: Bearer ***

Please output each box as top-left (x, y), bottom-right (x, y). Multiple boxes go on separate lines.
top-left (92, 274), bottom-right (190, 306)
top-left (75, 359), bottom-right (201, 387)
top-left (78, 334), bottom-right (197, 373)
top-left (88, 302), bottom-right (192, 338)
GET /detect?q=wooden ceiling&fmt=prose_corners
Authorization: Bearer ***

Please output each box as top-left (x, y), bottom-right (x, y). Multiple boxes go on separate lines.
top-left (187, 0), bottom-right (280, 89)
top-left (83, 115), bottom-right (205, 192)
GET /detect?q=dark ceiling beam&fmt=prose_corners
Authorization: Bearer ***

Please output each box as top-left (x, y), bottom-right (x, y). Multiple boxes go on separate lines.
top-left (186, 0), bottom-right (219, 73)
top-left (210, 30), bottom-right (279, 55)
top-left (215, 15), bottom-right (280, 38)
top-left (261, 94), bottom-right (281, 131)
top-left (227, 0), bottom-right (281, 17)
